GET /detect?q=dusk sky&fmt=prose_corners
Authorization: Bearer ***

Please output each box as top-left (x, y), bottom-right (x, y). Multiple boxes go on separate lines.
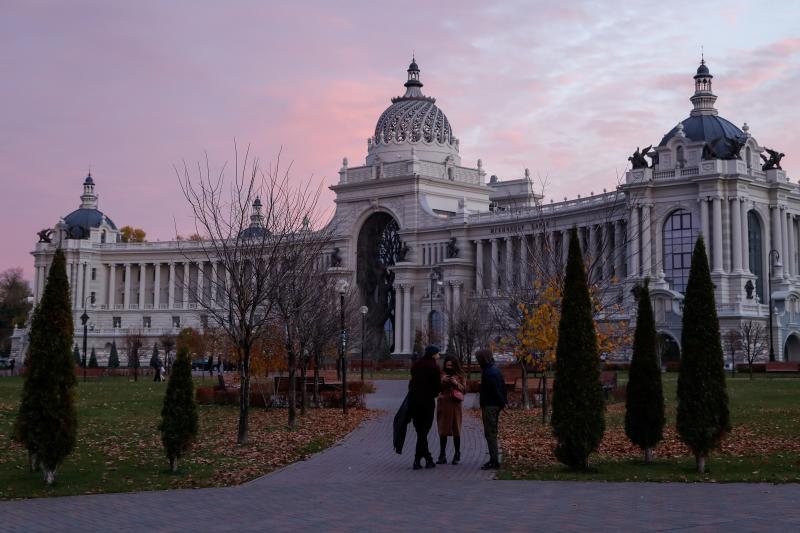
top-left (2, 0), bottom-right (800, 281)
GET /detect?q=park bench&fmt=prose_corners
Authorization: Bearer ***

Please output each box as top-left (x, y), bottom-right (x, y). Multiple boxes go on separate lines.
top-left (765, 362), bottom-right (800, 372)
top-left (600, 371), bottom-right (618, 400)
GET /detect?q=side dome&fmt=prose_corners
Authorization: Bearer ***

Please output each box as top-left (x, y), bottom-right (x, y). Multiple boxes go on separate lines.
top-left (62, 173), bottom-right (116, 239)
top-left (659, 115), bottom-right (744, 157)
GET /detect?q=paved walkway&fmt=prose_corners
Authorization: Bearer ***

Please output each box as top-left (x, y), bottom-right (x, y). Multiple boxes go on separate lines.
top-left (2, 380), bottom-right (800, 532)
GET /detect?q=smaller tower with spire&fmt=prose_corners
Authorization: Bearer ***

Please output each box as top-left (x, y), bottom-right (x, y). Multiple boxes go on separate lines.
top-left (80, 173), bottom-right (98, 209)
top-left (690, 58), bottom-right (718, 117)
top-left (250, 197), bottom-right (264, 228)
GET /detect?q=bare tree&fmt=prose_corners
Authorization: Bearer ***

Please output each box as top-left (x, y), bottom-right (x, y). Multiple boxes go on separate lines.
top-left (739, 320), bottom-right (768, 380)
top-left (723, 329), bottom-right (742, 377)
top-left (159, 334), bottom-right (176, 372)
top-left (124, 330), bottom-right (144, 381)
top-left (446, 296), bottom-right (491, 380)
top-left (176, 145), bottom-right (330, 444)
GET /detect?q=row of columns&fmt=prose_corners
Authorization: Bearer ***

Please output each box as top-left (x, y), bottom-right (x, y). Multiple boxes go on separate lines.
top-left (392, 280), bottom-right (463, 354)
top-left (472, 221), bottom-right (626, 295)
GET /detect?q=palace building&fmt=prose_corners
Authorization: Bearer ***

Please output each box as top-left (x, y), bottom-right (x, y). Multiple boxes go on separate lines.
top-left (11, 58), bottom-right (798, 364)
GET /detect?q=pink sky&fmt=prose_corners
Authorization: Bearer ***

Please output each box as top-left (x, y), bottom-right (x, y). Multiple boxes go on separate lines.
top-left (2, 0), bottom-right (800, 281)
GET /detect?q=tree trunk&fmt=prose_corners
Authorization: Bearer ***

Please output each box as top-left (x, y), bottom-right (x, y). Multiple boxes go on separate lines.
top-left (644, 447), bottom-right (653, 464)
top-left (28, 451), bottom-right (38, 473)
top-left (170, 457), bottom-right (178, 472)
top-left (749, 362), bottom-right (754, 380)
top-left (313, 353), bottom-right (321, 408)
top-left (521, 363), bottom-right (530, 410)
top-left (300, 359), bottom-right (307, 416)
top-left (43, 467), bottom-right (56, 485)
top-left (696, 454), bottom-right (706, 474)
top-left (287, 336), bottom-right (297, 429)
top-left (237, 344), bottom-right (251, 444)
top-left (541, 371), bottom-right (549, 424)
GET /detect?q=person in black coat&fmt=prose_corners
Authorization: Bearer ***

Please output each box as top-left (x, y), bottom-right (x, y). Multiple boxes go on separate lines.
top-left (477, 348), bottom-right (507, 470)
top-left (408, 345), bottom-right (442, 469)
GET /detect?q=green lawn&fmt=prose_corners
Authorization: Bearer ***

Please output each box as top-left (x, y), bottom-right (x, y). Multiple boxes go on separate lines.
top-left (0, 376), bottom-right (366, 499)
top-left (498, 374), bottom-right (800, 482)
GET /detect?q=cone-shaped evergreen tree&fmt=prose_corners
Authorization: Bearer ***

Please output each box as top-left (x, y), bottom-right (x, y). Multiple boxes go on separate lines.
top-left (159, 345), bottom-right (198, 472)
top-left (551, 228), bottom-right (605, 469)
top-left (14, 248), bottom-right (77, 484)
top-left (72, 345), bottom-right (81, 366)
top-left (677, 235), bottom-right (730, 473)
top-left (107, 341), bottom-right (120, 368)
top-left (624, 281), bottom-right (665, 463)
top-left (88, 347), bottom-right (99, 368)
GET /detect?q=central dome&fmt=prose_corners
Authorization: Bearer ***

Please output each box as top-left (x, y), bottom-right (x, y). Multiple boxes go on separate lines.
top-left (366, 58), bottom-right (459, 166)
top-left (374, 98), bottom-right (453, 144)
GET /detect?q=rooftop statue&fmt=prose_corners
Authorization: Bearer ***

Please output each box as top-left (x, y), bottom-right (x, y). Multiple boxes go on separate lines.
top-left (761, 148), bottom-right (785, 171)
top-left (628, 145), bottom-right (651, 169)
top-left (37, 228), bottom-right (53, 243)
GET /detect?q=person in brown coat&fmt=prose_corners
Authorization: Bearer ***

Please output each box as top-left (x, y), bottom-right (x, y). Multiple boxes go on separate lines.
top-left (436, 355), bottom-right (466, 465)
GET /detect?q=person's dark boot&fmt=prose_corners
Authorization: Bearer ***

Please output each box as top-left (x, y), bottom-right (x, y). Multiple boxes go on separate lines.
top-left (436, 453), bottom-right (447, 465)
top-left (424, 456), bottom-right (436, 469)
top-left (413, 459), bottom-right (422, 470)
top-left (481, 460), bottom-right (500, 470)
top-left (451, 451), bottom-right (460, 465)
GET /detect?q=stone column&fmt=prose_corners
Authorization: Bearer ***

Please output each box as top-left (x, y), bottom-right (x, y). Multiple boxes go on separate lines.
top-left (402, 284), bottom-right (411, 354)
top-left (699, 197), bottom-right (710, 261)
top-left (475, 239), bottom-right (484, 293)
top-left (628, 205), bottom-right (640, 278)
top-left (197, 261), bottom-right (205, 305)
top-left (587, 224), bottom-right (596, 263)
top-left (452, 281), bottom-right (461, 311)
top-left (154, 263), bottom-right (161, 308)
top-left (210, 261), bottom-right (218, 307)
top-left (519, 235), bottom-right (529, 286)
top-left (504, 237), bottom-right (513, 290)
top-left (730, 198), bottom-right (743, 273)
top-left (393, 286), bottom-right (403, 354)
top-left (782, 209), bottom-right (790, 280)
top-left (770, 205), bottom-right (782, 274)
top-left (76, 262), bottom-right (85, 305)
top-left (490, 238), bottom-right (498, 296)
top-left (108, 264), bottom-right (116, 309)
top-left (791, 215), bottom-right (797, 278)
top-left (124, 263), bottom-right (131, 309)
top-left (602, 223), bottom-right (613, 281)
top-left (138, 263), bottom-right (146, 309)
top-left (741, 201), bottom-right (750, 273)
top-left (183, 263), bottom-right (190, 308)
top-left (614, 220), bottom-right (624, 281)
top-left (712, 196), bottom-right (724, 273)
top-left (561, 230), bottom-right (569, 268)
top-left (168, 262), bottom-right (176, 309)
top-left (642, 205), bottom-right (653, 277)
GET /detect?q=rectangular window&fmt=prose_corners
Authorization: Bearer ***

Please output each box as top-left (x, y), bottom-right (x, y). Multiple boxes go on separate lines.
top-left (172, 316), bottom-right (181, 329)
top-left (91, 268), bottom-right (97, 281)
top-left (90, 291), bottom-right (96, 304)
top-left (200, 315), bottom-right (208, 330)
top-left (143, 316), bottom-right (151, 328)
top-left (113, 316), bottom-right (121, 328)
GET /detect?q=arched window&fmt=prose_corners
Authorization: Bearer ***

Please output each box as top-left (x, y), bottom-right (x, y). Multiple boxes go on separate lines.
top-left (748, 211), bottom-right (764, 302)
top-left (676, 146), bottom-right (685, 169)
top-left (663, 208), bottom-right (698, 293)
top-left (746, 146), bottom-right (752, 170)
top-left (429, 310), bottom-right (444, 345)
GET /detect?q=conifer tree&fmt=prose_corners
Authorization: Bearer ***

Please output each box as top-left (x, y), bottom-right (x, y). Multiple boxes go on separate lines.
top-left (677, 235), bottom-right (730, 474)
top-left (72, 345), bottom-right (81, 366)
top-left (88, 347), bottom-right (99, 368)
top-left (624, 281), bottom-right (665, 463)
top-left (107, 341), bottom-right (120, 368)
top-left (551, 228), bottom-right (605, 469)
top-left (14, 248), bottom-right (77, 484)
top-left (159, 345), bottom-right (198, 472)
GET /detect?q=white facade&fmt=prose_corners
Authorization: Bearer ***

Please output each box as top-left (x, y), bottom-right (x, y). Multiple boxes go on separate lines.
top-left (11, 59), bottom-right (800, 364)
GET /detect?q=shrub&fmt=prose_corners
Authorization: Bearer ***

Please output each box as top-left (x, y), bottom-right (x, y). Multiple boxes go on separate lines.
top-left (14, 248), bottom-right (77, 485)
top-left (107, 342), bottom-right (120, 368)
top-left (158, 346), bottom-right (198, 472)
top-left (72, 345), bottom-right (81, 366)
top-left (88, 348), bottom-right (99, 368)
top-left (551, 228), bottom-right (605, 470)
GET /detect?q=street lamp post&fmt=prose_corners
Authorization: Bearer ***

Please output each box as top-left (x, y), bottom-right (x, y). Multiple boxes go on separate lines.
top-left (336, 279), bottom-right (349, 414)
top-left (429, 267), bottom-right (443, 344)
top-left (359, 306), bottom-right (368, 382)
top-left (768, 249), bottom-right (781, 362)
top-left (80, 293), bottom-right (95, 383)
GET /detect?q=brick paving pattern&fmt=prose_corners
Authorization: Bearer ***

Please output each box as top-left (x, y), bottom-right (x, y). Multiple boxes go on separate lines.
top-left (2, 380), bottom-right (800, 532)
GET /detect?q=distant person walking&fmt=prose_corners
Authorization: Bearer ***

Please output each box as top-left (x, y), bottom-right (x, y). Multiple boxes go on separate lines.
top-left (477, 349), bottom-right (507, 470)
top-left (408, 345), bottom-right (441, 470)
top-left (9, 358), bottom-right (15, 376)
top-left (436, 355), bottom-right (465, 465)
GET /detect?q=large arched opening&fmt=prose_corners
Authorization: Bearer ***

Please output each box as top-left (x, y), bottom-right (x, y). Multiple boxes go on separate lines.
top-left (663, 208), bottom-right (698, 293)
top-left (784, 333), bottom-right (800, 362)
top-left (657, 332), bottom-right (681, 367)
top-left (356, 212), bottom-right (403, 356)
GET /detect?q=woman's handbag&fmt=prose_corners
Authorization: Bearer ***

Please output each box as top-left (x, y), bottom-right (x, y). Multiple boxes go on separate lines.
top-left (451, 389), bottom-right (464, 402)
